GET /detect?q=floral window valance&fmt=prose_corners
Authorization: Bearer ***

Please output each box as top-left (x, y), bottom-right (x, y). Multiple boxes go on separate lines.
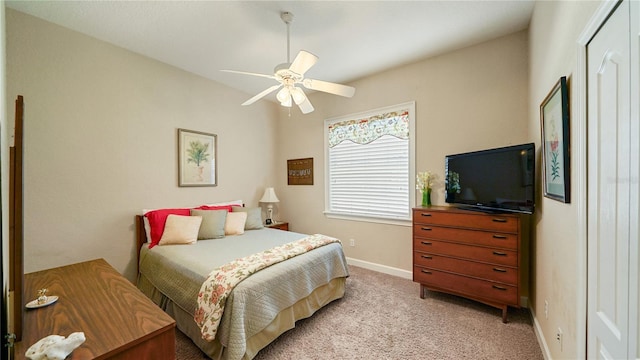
top-left (328, 110), bottom-right (409, 148)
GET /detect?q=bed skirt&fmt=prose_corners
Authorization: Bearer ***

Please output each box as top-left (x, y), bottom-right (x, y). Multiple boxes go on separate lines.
top-left (137, 273), bottom-right (346, 360)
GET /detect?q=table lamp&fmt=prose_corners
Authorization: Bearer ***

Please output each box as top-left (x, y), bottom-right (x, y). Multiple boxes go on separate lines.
top-left (260, 187), bottom-right (280, 225)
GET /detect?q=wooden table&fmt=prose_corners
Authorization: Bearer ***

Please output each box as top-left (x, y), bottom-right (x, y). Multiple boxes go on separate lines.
top-left (266, 222), bottom-right (289, 231)
top-left (13, 259), bottom-right (175, 359)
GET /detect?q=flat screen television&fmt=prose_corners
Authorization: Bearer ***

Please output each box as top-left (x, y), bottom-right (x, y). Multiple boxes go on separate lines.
top-left (444, 143), bottom-right (535, 214)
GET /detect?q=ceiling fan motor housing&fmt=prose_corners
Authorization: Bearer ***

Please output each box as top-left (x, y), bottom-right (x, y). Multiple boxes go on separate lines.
top-left (274, 64), bottom-right (302, 84)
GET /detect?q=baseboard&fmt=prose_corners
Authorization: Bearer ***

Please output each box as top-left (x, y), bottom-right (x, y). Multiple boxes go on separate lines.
top-left (345, 257), bottom-right (413, 279)
top-left (530, 307), bottom-right (552, 360)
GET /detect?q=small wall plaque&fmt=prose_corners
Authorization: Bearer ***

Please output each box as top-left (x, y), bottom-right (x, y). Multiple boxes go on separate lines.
top-left (287, 158), bottom-right (313, 185)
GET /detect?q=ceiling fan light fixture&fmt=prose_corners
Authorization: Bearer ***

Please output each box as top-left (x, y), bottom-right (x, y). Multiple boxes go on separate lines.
top-left (280, 94), bottom-right (293, 108)
top-left (281, 98), bottom-right (293, 108)
top-left (291, 87), bottom-right (306, 105)
top-left (276, 87), bottom-right (291, 103)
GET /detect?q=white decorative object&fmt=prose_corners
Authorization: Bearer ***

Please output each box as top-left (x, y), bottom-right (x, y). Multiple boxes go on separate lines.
top-left (37, 289), bottom-right (48, 305)
top-left (26, 332), bottom-right (85, 360)
top-left (26, 296), bottom-right (58, 309)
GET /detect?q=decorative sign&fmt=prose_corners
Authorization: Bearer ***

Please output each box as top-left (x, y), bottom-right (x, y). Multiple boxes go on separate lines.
top-left (287, 158), bottom-right (313, 185)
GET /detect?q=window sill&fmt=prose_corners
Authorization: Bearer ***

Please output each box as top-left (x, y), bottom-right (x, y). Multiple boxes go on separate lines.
top-left (324, 211), bottom-right (412, 227)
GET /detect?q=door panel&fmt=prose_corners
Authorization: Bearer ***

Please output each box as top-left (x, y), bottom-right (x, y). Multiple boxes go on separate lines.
top-left (587, 1), bottom-right (631, 359)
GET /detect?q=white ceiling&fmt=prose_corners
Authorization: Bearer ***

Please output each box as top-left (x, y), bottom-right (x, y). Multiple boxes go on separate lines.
top-left (5, 1), bottom-right (534, 103)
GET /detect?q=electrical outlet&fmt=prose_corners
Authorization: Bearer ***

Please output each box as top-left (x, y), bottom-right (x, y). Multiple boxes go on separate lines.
top-left (556, 327), bottom-right (563, 352)
top-left (349, 239), bottom-right (355, 247)
top-left (544, 300), bottom-right (549, 319)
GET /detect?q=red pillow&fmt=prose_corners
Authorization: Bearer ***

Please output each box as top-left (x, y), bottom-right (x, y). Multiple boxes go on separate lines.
top-left (145, 208), bottom-right (191, 248)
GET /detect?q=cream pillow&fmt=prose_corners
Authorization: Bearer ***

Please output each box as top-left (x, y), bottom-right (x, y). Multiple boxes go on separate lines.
top-left (225, 212), bottom-right (247, 235)
top-left (159, 214), bottom-right (202, 245)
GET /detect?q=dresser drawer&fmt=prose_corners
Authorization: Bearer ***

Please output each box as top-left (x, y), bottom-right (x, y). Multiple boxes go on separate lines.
top-left (413, 252), bottom-right (517, 284)
top-left (413, 266), bottom-right (518, 305)
top-left (414, 239), bottom-right (517, 266)
top-left (413, 209), bottom-right (518, 232)
top-left (413, 224), bottom-right (517, 250)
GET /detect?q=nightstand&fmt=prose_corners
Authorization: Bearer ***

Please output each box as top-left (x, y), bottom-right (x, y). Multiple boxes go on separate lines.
top-left (266, 222), bottom-right (289, 231)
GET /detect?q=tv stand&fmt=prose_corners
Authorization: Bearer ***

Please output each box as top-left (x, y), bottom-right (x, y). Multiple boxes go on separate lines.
top-left (412, 206), bottom-right (529, 322)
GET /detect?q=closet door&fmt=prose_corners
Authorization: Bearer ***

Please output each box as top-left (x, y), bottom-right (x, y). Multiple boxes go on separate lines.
top-left (586, 1), bottom-right (637, 358)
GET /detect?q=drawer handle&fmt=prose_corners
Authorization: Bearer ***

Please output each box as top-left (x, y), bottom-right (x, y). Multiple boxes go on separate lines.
top-left (492, 285), bottom-right (507, 291)
top-left (421, 255), bottom-right (433, 260)
top-left (421, 241), bottom-right (432, 246)
top-left (492, 234), bottom-right (507, 239)
top-left (492, 218), bottom-right (508, 223)
top-left (493, 267), bottom-right (507, 273)
top-left (420, 227), bottom-right (432, 231)
top-left (493, 251), bottom-right (507, 256)
top-left (420, 213), bottom-right (432, 217)
top-left (421, 269), bottom-right (432, 275)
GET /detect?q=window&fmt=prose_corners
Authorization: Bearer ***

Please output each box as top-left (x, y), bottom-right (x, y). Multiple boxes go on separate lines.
top-left (324, 101), bottom-right (415, 224)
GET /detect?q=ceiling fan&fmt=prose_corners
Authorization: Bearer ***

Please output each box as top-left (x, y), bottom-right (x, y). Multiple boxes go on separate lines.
top-left (221, 12), bottom-right (356, 114)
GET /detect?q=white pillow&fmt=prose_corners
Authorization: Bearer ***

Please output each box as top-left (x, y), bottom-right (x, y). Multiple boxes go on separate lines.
top-left (158, 215), bottom-right (202, 245)
top-left (224, 212), bottom-right (247, 235)
top-left (204, 200), bottom-right (243, 207)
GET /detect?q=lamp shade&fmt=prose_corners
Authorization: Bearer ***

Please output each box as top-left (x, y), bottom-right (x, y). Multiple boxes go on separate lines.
top-left (260, 187), bottom-right (280, 203)
top-left (276, 87), bottom-right (290, 103)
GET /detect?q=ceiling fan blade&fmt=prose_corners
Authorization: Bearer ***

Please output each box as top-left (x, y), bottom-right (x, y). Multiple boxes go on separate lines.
top-left (290, 87), bottom-right (315, 114)
top-left (242, 84), bottom-right (282, 106)
top-left (297, 98), bottom-right (315, 114)
top-left (302, 78), bottom-right (355, 98)
top-left (221, 69), bottom-right (276, 80)
top-left (289, 50), bottom-right (318, 76)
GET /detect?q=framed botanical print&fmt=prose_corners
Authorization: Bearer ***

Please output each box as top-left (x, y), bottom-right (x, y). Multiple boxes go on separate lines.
top-left (540, 76), bottom-right (570, 203)
top-left (178, 128), bottom-right (217, 187)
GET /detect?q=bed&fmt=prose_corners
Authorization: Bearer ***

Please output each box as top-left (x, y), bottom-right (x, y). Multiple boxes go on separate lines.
top-left (134, 210), bottom-right (349, 360)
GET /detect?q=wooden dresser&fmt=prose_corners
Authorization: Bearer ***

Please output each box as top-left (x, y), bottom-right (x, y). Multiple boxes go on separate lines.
top-left (14, 259), bottom-right (175, 359)
top-left (412, 206), bottom-right (528, 322)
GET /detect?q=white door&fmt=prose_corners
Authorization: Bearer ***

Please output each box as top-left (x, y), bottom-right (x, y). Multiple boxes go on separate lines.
top-left (587, 1), bottom-right (634, 359)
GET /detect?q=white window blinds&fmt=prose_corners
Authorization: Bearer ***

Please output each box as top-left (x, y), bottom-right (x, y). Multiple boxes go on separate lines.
top-left (325, 102), bottom-right (415, 223)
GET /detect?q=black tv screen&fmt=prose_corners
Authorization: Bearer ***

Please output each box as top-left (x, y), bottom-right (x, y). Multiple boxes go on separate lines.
top-left (444, 143), bottom-right (535, 214)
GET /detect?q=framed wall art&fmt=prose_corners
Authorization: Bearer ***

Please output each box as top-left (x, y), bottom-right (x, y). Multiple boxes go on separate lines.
top-left (178, 128), bottom-right (217, 187)
top-left (287, 158), bottom-right (313, 185)
top-left (540, 76), bottom-right (570, 203)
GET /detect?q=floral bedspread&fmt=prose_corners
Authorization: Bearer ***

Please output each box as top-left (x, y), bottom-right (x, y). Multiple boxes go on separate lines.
top-left (194, 234), bottom-right (341, 341)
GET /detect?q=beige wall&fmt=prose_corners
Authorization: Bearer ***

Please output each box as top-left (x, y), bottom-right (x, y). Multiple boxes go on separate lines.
top-left (275, 30), bottom-right (529, 276)
top-left (528, 1), bottom-right (601, 359)
top-left (5, 9), bottom-right (280, 281)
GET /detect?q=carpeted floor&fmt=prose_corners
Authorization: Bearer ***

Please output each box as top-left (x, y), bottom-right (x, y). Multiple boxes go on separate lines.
top-left (176, 265), bottom-right (544, 359)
